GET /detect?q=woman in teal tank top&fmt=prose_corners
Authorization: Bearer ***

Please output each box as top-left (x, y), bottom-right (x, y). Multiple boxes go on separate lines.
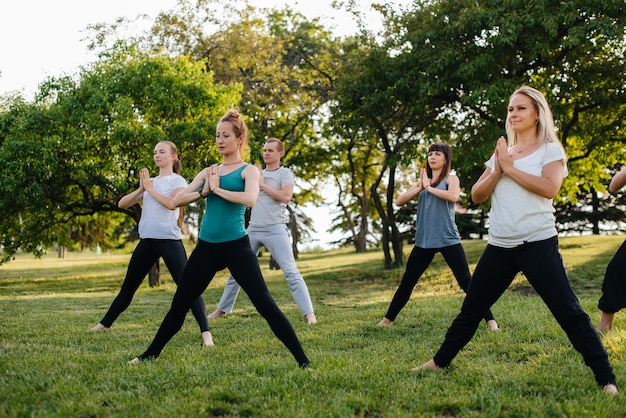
top-left (129, 110), bottom-right (310, 368)
top-left (377, 143), bottom-right (498, 331)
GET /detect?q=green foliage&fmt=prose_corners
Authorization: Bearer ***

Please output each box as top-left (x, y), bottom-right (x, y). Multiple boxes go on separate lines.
top-left (1, 236), bottom-right (626, 416)
top-left (0, 46), bottom-right (241, 263)
top-left (2, 0), bottom-right (626, 266)
top-left (392, 0), bottom-right (626, 204)
top-left (134, 1), bottom-right (342, 195)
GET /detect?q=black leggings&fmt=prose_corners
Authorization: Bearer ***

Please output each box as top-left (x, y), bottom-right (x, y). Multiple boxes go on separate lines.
top-left (598, 239), bottom-right (626, 313)
top-left (100, 239), bottom-right (209, 333)
top-left (384, 244), bottom-right (495, 323)
top-left (433, 237), bottom-right (615, 387)
top-left (137, 236), bottom-right (310, 367)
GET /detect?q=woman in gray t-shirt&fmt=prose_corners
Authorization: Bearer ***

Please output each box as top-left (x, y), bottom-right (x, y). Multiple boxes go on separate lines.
top-left (377, 142), bottom-right (498, 331)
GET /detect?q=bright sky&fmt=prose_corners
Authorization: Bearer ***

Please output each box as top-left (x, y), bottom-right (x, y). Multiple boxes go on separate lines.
top-left (0, 0), bottom-right (400, 98)
top-left (0, 0), bottom-right (404, 249)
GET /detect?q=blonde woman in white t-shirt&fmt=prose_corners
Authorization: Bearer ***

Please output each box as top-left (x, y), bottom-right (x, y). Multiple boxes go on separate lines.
top-left (90, 141), bottom-right (214, 347)
top-left (416, 86), bottom-right (618, 395)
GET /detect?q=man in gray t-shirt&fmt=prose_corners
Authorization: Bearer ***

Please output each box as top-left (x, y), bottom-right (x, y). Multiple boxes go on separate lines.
top-left (208, 138), bottom-right (317, 324)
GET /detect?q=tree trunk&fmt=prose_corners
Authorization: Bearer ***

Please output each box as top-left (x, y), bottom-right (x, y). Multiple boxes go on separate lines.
top-left (354, 193), bottom-right (368, 253)
top-left (591, 187), bottom-right (600, 235)
top-left (288, 207), bottom-right (299, 260)
top-left (148, 259), bottom-right (160, 287)
top-left (269, 254), bottom-right (280, 270)
top-left (386, 166), bottom-right (403, 267)
top-left (371, 182), bottom-right (394, 269)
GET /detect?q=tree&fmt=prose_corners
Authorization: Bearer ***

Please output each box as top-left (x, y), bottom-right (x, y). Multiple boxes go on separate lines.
top-left (389, 0), bottom-right (626, 232)
top-left (330, 33), bottom-right (445, 268)
top-left (326, 109), bottom-right (384, 252)
top-left (88, 0), bottom-right (345, 249)
top-left (0, 46), bottom-right (240, 264)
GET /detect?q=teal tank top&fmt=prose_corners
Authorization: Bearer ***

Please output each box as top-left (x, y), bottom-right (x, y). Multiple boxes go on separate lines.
top-left (414, 176), bottom-right (461, 248)
top-left (199, 164), bottom-right (248, 243)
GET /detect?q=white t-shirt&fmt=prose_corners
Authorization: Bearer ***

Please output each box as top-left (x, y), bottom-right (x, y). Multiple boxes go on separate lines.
top-left (249, 166), bottom-right (294, 227)
top-left (138, 173), bottom-right (187, 239)
top-left (485, 142), bottom-right (568, 248)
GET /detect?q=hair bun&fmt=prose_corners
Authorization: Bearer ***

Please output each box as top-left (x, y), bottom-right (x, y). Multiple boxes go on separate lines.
top-left (226, 109), bottom-right (240, 119)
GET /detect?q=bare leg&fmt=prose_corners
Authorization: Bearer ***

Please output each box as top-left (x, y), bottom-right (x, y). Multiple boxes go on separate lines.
top-left (596, 312), bottom-right (615, 333)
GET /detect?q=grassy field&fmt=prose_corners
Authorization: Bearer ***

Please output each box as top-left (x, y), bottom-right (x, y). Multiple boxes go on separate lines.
top-left (1, 235), bottom-right (626, 417)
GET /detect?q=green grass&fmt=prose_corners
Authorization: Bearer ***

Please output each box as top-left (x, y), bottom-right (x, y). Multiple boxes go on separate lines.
top-left (1, 235), bottom-right (626, 417)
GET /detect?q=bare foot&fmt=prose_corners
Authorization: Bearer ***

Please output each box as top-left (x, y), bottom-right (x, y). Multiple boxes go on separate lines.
top-left (377, 318), bottom-right (393, 326)
top-left (596, 312), bottom-right (614, 334)
top-left (305, 313), bottom-right (317, 325)
top-left (202, 331), bottom-right (215, 347)
top-left (412, 359), bottom-right (439, 372)
top-left (487, 320), bottom-right (499, 331)
top-left (127, 357), bottom-right (141, 365)
top-left (207, 310), bottom-right (226, 319)
top-left (603, 384), bottom-right (618, 395)
top-left (89, 323), bottom-right (110, 332)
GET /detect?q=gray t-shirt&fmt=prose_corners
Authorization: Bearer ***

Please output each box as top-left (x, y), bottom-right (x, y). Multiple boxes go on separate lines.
top-left (249, 166), bottom-right (294, 227)
top-left (414, 176), bottom-right (461, 248)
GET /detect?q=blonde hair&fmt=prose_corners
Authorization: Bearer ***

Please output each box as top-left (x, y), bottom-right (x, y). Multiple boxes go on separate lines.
top-left (157, 140), bottom-right (181, 174)
top-left (156, 140), bottom-right (183, 226)
top-left (219, 109), bottom-right (249, 160)
top-left (505, 86), bottom-right (560, 147)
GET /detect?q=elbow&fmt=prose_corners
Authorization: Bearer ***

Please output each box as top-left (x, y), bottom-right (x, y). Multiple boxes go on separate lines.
top-left (395, 196), bottom-right (408, 206)
top-left (470, 191), bottom-right (487, 204)
top-left (542, 190), bottom-right (559, 200)
top-left (173, 195), bottom-right (185, 207)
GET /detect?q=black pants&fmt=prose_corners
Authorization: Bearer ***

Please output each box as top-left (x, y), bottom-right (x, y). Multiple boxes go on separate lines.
top-left (100, 239), bottom-right (209, 333)
top-left (384, 243), bottom-right (495, 322)
top-left (138, 236), bottom-right (310, 367)
top-left (433, 236), bottom-right (615, 387)
top-left (598, 239), bottom-right (626, 313)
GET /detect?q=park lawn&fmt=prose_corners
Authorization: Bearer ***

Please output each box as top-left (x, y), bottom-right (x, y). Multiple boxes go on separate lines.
top-left (1, 235), bottom-right (626, 417)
